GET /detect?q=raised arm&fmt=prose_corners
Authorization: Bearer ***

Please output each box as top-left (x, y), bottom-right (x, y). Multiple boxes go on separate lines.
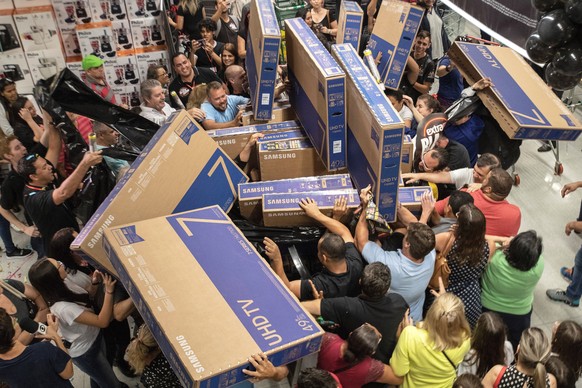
top-left (263, 237), bottom-right (301, 298)
top-left (401, 170), bottom-right (453, 185)
top-left (299, 198), bottom-right (353, 243)
top-left (354, 185), bottom-right (372, 252)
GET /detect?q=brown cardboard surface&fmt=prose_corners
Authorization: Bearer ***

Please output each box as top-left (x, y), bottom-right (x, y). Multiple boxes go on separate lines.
top-left (449, 42), bottom-right (582, 140)
top-left (72, 111), bottom-right (248, 275)
top-left (258, 139), bottom-right (328, 181)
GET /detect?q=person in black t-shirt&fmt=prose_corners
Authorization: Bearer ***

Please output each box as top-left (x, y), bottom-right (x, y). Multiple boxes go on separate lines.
top-left (168, 53), bottom-right (222, 115)
top-left (211, 0), bottom-right (239, 49)
top-left (302, 262), bottom-right (409, 366)
top-left (191, 18), bottom-right (224, 73)
top-left (399, 31), bottom-right (435, 104)
top-left (17, 117), bottom-right (103, 251)
top-left (263, 198), bottom-right (364, 301)
top-left (176, 0), bottom-right (206, 40)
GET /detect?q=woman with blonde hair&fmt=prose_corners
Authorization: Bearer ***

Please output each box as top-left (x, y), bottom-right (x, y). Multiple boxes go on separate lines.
top-left (482, 327), bottom-right (557, 388)
top-left (390, 292), bottom-right (471, 387)
top-left (186, 83), bottom-right (208, 110)
top-left (176, 0), bottom-right (206, 40)
top-left (126, 324), bottom-right (182, 387)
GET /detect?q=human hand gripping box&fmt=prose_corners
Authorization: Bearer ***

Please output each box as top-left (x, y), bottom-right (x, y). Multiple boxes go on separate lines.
top-left (103, 205), bottom-right (323, 387)
top-left (262, 189), bottom-right (359, 227)
top-left (367, 0), bottom-right (424, 90)
top-left (246, 0), bottom-right (281, 121)
top-left (238, 173), bottom-right (353, 223)
top-left (71, 111), bottom-right (248, 275)
top-left (448, 41), bottom-right (582, 140)
top-left (336, 0), bottom-right (363, 51)
top-left (285, 18), bottom-right (346, 172)
top-left (332, 43), bottom-right (404, 222)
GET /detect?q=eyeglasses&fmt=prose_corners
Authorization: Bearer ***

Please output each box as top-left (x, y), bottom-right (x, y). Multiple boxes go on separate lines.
top-left (24, 153), bottom-right (39, 161)
top-left (157, 71), bottom-right (169, 77)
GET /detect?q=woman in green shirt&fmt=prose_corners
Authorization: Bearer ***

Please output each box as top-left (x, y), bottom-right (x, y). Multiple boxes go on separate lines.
top-left (481, 231), bottom-right (544, 351)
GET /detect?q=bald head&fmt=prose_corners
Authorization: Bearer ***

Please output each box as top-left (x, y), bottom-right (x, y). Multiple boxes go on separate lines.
top-left (224, 65), bottom-right (246, 94)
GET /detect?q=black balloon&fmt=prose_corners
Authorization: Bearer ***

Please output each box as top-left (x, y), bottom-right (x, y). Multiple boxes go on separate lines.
top-left (565, 0), bottom-right (582, 24)
top-left (545, 62), bottom-right (581, 90)
top-left (531, 0), bottom-right (562, 12)
top-left (537, 9), bottom-right (576, 47)
top-left (552, 40), bottom-right (582, 76)
top-left (526, 33), bottom-right (557, 63)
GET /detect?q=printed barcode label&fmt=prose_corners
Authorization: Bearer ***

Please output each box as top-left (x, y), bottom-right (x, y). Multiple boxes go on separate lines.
top-left (333, 140), bottom-right (342, 154)
top-left (261, 93), bottom-right (271, 105)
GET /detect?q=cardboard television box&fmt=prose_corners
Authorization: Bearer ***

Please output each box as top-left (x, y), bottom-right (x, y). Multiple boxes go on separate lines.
top-left (399, 186), bottom-right (432, 214)
top-left (400, 134), bottom-right (413, 173)
top-left (332, 43), bottom-right (404, 222)
top-left (367, 0), bottom-right (424, 90)
top-left (263, 189), bottom-right (359, 227)
top-left (336, 0), bottom-right (363, 51)
top-left (103, 205), bottom-right (324, 387)
top-left (241, 102), bottom-right (296, 126)
top-left (448, 41), bottom-right (582, 140)
top-left (238, 174), bottom-right (353, 223)
top-left (71, 111), bottom-right (249, 275)
top-left (246, 0), bottom-right (281, 121)
top-left (285, 17), bottom-right (346, 171)
top-left (258, 135), bottom-right (328, 181)
top-left (207, 120), bottom-right (301, 159)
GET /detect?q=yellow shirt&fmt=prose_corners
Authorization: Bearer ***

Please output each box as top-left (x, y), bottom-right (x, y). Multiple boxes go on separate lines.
top-left (390, 325), bottom-right (470, 388)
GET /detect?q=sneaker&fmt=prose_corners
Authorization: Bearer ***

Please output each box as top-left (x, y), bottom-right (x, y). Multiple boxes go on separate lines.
top-left (546, 289), bottom-right (580, 307)
top-left (6, 248), bottom-right (33, 257)
top-left (538, 143), bottom-right (552, 152)
top-left (561, 267), bottom-right (573, 283)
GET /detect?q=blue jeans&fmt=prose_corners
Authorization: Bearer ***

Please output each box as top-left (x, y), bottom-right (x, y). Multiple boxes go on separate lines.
top-left (0, 213), bottom-right (15, 253)
top-left (31, 236), bottom-right (45, 258)
top-left (566, 245), bottom-right (582, 301)
top-left (72, 332), bottom-right (122, 388)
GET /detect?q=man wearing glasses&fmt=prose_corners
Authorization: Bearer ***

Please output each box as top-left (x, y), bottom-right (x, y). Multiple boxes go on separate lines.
top-left (16, 117), bottom-right (103, 251)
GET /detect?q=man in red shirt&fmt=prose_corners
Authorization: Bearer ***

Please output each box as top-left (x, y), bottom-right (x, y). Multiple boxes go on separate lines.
top-left (82, 55), bottom-right (128, 109)
top-left (435, 167), bottom-right (521, 237)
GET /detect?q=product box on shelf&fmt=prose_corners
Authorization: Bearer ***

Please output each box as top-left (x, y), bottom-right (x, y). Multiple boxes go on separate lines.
top-left (238, 174), bottom-right (353, 223)
top-left (88, 0), bottom-right (128, 21)
top-left (111, 84), bottom-right (141, 109)
top-left (14, 0), bottom-right (51, 8)
top-left (0, 49), bottom-right (34, 94)
top-left (14, 6), bottom-right (61, 51)
top-left (262, 189), bottom-right (359, 227)
top-left (336, 0), bottom-right (363, 51)
top-left (111, 19), bottom-right (132, 50)
top-left (206, 120), bottom-right (301, 159)
top-left (246, 0), bottom-right (280, 121)
top-left (285, 17), bottom-right (346, 171)
top-left (104, 49), bottom-right (139, 87)
top-left (332, 43), bottom-right (404, 222)
top-left (60, 27), bottom-right (82, 56)
top-left (129, 16), bottom-right (165, 49)
top-left (448, 41), bottom-right (582, 140)
top-left (0, 0), bottom-right (13, 11)
top-left (71, 111), bottom-right (248, 274)
top-left (103, 205), bottom-right (323, 387)
top-left (52, 0), bottom-right (95, 29)
top-left (0, 10), bottom-right (22, 53)
top-left (368, 0), bottom-right (424, 89)
top-left (124, 0), bottom-right (163, 20)
top-left (25, 48), bottom-right (66, 83)
top-left (65, 55), bottom-right (84, 80)
top-left (76, 20), bottom-right (117, 58)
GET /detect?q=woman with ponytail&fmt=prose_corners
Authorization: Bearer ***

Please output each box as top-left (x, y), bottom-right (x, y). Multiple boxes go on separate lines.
top-left (317, 323), bottom-right (403, 387)
top-left (482, 327), bottom-right (557, 388)
top-left (126, 324), bottom-right (182, 388)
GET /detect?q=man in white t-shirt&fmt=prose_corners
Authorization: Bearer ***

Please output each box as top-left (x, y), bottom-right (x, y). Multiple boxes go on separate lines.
top-left (402, 152), bottom-right (500, 190)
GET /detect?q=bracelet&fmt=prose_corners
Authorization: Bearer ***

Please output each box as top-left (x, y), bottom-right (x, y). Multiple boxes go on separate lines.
top-left (106, 290), bottom-right (114, 294)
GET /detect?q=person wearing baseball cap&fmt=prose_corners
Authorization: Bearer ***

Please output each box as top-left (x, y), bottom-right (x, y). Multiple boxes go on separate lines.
top-left (82, 54), bottom-right (122, 107)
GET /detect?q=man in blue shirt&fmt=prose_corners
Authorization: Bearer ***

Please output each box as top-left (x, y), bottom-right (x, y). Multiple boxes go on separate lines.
top-left (354, 185), bottom-right (436, 322)
top-left (201, 81), bottom-right (249, 130)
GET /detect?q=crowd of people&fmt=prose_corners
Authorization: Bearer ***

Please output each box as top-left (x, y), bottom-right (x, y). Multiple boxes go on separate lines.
top-left (0, 0), bottom-right (580, 387)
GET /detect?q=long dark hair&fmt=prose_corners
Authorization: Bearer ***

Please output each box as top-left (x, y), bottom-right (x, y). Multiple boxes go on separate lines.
top-left (452, 203), bottom-right (486, 267)
top-left (28, 259), bottom-right (90, 307)
top-left (343, 324), bottom-right (380, 364)
top-left (48, 227), bottom-right (92, 276)
top-left (552, 320), bottom-right (582, 378)
top-left (467, 312), bottom-right (508, 378)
